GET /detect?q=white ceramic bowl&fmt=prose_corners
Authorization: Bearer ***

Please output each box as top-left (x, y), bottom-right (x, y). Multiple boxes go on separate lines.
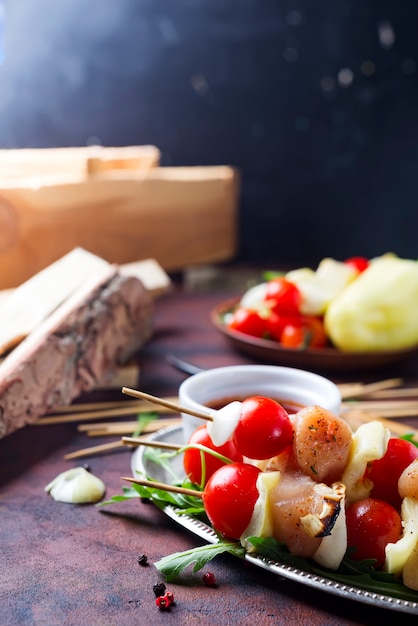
top-left (179, 364), bottom-right (341, 443)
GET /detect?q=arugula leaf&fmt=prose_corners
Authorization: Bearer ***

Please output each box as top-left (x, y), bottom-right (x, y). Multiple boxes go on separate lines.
top-left (262, 270), bottom-right (285, 281)
top-left (99, 476), bottom-right (206, 517)
top-left (401, 433), bottom-right (418, 448)
top-left (142, 447), bottom-right (180, 482)
top-left (247, 536), bottom-right (418, 603)
top-left (99, 486), bottom-right (143, 505)
top-left (247, 536), bottom-right (309, 570)
top-left (154, 542), bottom-right (245, 582)
top-left (132, 412), bottom-right (158, 437)
top-left (131, 480), bottom-right (205, 514)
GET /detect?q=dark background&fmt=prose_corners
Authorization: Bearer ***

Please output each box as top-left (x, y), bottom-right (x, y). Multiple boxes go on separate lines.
top-left (1, 1), bottom-right (417, 266)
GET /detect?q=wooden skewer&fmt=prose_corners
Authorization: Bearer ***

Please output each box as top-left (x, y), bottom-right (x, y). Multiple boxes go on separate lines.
top-left (64, 440), bottom-right (125, 460)
top-left (344, 410), bottom-right (418, 438)
top-left (343, 399), bottom-right (418, 411)
top-left (367, 387), bottom-right (418, 399)
top-left (35, 398), bottom-right (179, 425)
top-left (84, 424), bottom-right (144, 437)
top-left (341, 403), bottom-right (418, 419)
top-left (121, 475), bottom-right (202, 498)
top-left (78, 420), bottom-right (144, 433)
top-left (79, 417), bottom-right (182, 437)
top-left (46, 399), bottom-right (172, 414)
top-left (64, 432), bottom-right (183, 460)
top-left (338, 378), bottom-right (404, 400)
top-left (122, 387), bottom-right (214, 421)
top-left (63, 419), bottom-right (182, 458)
top-left (122, 435), bottom-right (182, 450)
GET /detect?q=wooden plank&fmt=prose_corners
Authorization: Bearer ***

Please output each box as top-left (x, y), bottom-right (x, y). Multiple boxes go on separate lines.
top-left (0, 165), bottom-right (239, 288)
top-left (0, 145), bottom-right (160, 179)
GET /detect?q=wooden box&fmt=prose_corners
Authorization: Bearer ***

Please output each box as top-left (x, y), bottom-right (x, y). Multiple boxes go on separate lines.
top-left (0, 146), bottom-right (240, 288)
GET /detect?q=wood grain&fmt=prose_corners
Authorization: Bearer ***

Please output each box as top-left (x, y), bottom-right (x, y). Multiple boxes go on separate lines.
top-left (0, 146), bottom-right (239, 288)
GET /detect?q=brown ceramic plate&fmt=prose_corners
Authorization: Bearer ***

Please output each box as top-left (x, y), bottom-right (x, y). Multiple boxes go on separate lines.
top-left (211, 298), bottom-right (418, 373)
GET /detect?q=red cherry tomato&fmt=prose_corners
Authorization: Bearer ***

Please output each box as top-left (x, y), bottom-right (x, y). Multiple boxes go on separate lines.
top-left (346, 498), bottom-right (402, 569)
top-left (264, 277), bottom-right (301, 315)
top-left (301, 316), bottom-right (328, 348)
top-left (202, 462), bottom-right (261, 539)
top-left (232, 396), bottom-right (293, 460)
top-left (228, 307), bottom-right (267, 338)
top-left (280, 323), bottom-right (305, 348)
top-left (183, 425), bottom-right (243, 486)
top-left (344, 256), bottom-right (369, 273)
top-left (365, 437), bottom-right (418, 509)
top-left (266, 312), bottom-right (302, 342)
top-left (272, 316), bottom-right (327, 350)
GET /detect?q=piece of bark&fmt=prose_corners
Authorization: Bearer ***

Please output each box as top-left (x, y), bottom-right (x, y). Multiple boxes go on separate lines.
top-left (0, 269), bottom-right (153, 439)
top-left (0, 251), bottom-right (170, 357)
top-left (0, 247), bottom-right (112, 356)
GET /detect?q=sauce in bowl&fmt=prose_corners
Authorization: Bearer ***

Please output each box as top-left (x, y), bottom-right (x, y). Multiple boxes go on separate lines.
top-left (206, 396), bottom-right (304, 415)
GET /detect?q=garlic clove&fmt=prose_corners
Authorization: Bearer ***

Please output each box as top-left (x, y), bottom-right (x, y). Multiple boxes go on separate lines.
top-left (45, 467), bottom-right (105, 504)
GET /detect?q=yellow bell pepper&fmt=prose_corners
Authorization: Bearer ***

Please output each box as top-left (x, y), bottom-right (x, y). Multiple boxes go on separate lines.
top-left (324, 255), bottom-right (418, 352)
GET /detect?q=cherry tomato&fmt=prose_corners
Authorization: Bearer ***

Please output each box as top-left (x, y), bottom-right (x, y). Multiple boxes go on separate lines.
top-left (202, 462), bottom-right (261, 539)
top-left (275, 316), bottom-right (327, 350)
top-left (183, 425), bottom-right (243, 486)
top-left (344, 256), bottom-right (369, 273)
top-left (365, 437), bottom-right (418, 509)
top-left (301, 316), bottom-right (328, 348)
top-left (346, 498), bottom-right (402, 569)
top-left (280, 323), bottom-right (305, 348)
top-left (266, 312), bottom-right (302, 342)
top-left (264, 277), bottom-right (301, 315)
top-left (228, 307), bottom-right (267, 338)
top-left (232, 396), bottom-right (293, 460)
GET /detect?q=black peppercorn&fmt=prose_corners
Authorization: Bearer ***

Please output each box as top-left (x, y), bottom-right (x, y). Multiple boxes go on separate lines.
top-left (153, 582), bottom-right (167, 598)
top-left (137, 554), bottom-right (148, 566)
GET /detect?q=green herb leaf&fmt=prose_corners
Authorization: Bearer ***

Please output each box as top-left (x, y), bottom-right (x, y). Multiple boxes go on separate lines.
top-left (401, 433), bottom-right (418, 448)
top-left (143, 447), bottom-right (180, 482)
top-left (132, 412), bottom-right (158, 437)
top-left (98, 476), bottom-right (206, 518)
top-left (262, 270), bottom-right (285, 281)
top-left (154, 541), bottom-right (245, 582)
top-left (98, 486), bottom-right (141, 506)
top-left (247, 536), bottom-right (418, 603)
top-left (130, 480), bottom-right (205, 515)
top-left (246, 536), bottom-right (309, 570)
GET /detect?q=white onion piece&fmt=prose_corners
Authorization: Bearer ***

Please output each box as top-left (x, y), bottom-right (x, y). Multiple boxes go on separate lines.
top-left (385, 496), bottom-right (418, 577)
top-left (207, 401), bottom-right (243, 447)
top-left (312, 483), bottom-right (347, 570)
top-left (240, 282), bottom-right (268, 308)
top-left (45, 467), bottom-right (105, 504)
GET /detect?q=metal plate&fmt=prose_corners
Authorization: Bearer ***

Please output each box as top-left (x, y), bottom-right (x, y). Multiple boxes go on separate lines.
top-left (131, 425), bottom-right (418, 615)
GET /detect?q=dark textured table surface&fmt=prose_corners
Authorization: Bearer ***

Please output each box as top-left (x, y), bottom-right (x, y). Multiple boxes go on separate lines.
top-left (1, 277), bottom-right (418, 625)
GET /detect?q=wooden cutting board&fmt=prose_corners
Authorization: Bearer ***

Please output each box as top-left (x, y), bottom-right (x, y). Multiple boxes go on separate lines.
top-left (0, 146), bottom-right (239, 289)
